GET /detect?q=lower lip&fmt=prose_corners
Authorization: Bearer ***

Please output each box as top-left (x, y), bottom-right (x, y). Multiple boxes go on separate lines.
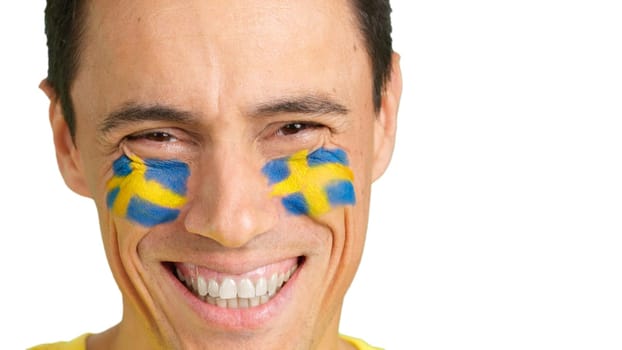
top-left (164, 260), bottom-right (302, 331)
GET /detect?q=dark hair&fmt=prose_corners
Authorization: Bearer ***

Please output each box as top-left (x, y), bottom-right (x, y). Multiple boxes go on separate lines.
top-left (349, 0), bottom-right (394, 112)
top-left (44, 0), bottom-right (393, 138)
top-left (44, 0), bottom-right (87, 139)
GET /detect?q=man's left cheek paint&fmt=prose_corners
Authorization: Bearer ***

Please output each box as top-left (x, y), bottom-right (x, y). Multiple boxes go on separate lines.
top-left (262, 147), bottom-right (357, 218)
top-left (105, 155), bottom-right (190, 227)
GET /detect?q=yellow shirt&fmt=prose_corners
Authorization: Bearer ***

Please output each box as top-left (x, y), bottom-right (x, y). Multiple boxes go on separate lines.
top-left (30, 334), bottom-right (381, 350)
top-left (28, 334), bottom-right (89, 350)
top-left (341, 334), bottom-right (383, 350)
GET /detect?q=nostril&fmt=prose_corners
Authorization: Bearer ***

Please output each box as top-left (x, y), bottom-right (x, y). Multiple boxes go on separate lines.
top-left (182, 158), bottom-right (278, 246)
top-left (183, 204), bottom-right (276, 248)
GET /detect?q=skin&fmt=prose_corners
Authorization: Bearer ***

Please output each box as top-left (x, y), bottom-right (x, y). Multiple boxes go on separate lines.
top-left (42, 0), bottom-right (401, 349)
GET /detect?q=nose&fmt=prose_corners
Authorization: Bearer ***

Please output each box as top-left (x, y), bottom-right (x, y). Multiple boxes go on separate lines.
top-left (183, 143), bottom-right (277, 248)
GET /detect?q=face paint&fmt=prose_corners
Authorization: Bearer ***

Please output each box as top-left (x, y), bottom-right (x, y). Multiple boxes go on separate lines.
top-left (106, 154), bottom-right (190, 227)
top-left (262, 147), bottom-right (356, 217)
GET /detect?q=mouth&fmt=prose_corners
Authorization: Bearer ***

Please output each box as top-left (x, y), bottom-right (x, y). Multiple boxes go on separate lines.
top-left (167, 257), bottom-right (303, 310)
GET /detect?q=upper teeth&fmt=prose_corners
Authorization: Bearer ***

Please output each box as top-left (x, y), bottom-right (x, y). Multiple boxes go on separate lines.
top-left (176, 265), bottom-right (297, 308)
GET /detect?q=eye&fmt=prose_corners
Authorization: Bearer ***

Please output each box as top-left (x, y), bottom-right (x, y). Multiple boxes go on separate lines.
top-left (276, 122), bottom-right (323, 136)
top-left (127, 131), bottom-right (178, 143)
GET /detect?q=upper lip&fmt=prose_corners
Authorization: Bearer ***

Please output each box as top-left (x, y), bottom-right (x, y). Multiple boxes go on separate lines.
top-left (164, 255), bottom-right (304, 276)
top-left (171, 256), bottom-right (301, 279)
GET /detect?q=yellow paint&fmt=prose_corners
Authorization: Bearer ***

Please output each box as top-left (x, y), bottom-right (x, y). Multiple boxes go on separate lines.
top-left (106, 155), bottom-right (187, 217)
top-left (270, 149), bottom-right (354, 217)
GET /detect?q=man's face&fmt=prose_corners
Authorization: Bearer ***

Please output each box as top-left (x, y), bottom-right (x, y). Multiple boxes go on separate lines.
top-left (51, 0), bottom-right (399, 348)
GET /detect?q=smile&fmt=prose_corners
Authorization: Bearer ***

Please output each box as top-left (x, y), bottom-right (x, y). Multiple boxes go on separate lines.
top-left (172, 258), bottom-right (301, 309)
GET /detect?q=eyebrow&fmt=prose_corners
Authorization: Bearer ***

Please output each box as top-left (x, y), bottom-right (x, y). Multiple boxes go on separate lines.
top-left (99, 103), bottom-right (198, 135)
top-left (98, 94), bottom-right (349, 134)
top-left (251, 94), bottom-right (350, 118)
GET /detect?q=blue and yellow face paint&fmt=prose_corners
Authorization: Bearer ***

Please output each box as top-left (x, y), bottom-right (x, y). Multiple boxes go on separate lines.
top-left (262, 147), bottom-right (356, 217)
top-left (106, 154), bottom-right (190, 227)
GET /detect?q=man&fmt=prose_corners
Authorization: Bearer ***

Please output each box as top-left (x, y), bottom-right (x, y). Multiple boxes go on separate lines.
top-left (33, 0), bottom-right (401, 349)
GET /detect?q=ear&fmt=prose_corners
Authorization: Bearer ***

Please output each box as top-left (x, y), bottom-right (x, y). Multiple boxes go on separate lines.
top-left (372, 52), bottom-right (402, 181)
top-left (40, 79), bottom-right (91, 198)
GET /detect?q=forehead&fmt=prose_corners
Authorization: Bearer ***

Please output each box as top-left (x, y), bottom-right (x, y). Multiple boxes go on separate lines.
top-left (73, 0), bottom-right (372, 122)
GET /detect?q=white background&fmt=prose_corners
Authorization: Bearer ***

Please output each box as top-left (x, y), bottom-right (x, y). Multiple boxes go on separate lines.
top-left (2, 1), bottom-right (621, 349)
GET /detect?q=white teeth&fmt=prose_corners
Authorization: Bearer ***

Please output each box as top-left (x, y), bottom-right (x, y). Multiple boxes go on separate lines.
top-left (197, 276), bottom-right (208, 297)
top-left (176, 268), bottom-right (185, 282)
top-left (219, 278), bottom-right (237, 299)
top-left (268, 274), bottom-right (278, 296)
top-left (239, 298), bottom-right (249, 308)
top-left (237, 278), bottom-right (255, 298)
top-left (255, 277), bottom-right (267, 296)
top-left (227, 298), bottom-right (238, 308)
top-left (190, 276), bottom-right (198, 292)
top-left (208, 279), bottom-right (219, 298)
top-left (175, 263), bottom-right (299, 309)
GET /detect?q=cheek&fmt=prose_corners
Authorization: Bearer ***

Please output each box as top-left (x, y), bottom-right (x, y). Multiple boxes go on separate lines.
top-left (262, 147), bottom-right (356, 218)
top-left (106, 154), bottom-right (190, 227)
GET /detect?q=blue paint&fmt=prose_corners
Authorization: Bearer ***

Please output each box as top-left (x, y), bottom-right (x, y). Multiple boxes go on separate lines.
top-left (307, 148), bottom-right (349, 167)
top-left (106, 187), bottom-right (120, 208)
top-left (144, 159), bottom-right (190, 195)
top-left (282, 192), bottom-right (309, 216)
top-left (262, 158), bottom-right (291, 185)
top-left (126, 196), bottom-right (181, 227)
top-left (325, 180), bottom-right (356, 205)
top-left (112, 156), bottom-right (133, 176)
top-left (106, 155), bottom-right (190, 227)
top-left (262, 147), bottom-right (356, 217)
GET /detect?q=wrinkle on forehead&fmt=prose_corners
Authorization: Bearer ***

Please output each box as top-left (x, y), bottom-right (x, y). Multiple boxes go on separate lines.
top-left (73, 0), bottom-right (371, 130)
top-left (84, 0), bottom-right (354, 52)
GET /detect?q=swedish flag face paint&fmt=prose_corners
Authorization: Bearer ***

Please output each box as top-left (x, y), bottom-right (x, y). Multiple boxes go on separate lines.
top-left (262, 148), bottom-right (356, 217)
top-left (106, 155), bottom-right (190, 227)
